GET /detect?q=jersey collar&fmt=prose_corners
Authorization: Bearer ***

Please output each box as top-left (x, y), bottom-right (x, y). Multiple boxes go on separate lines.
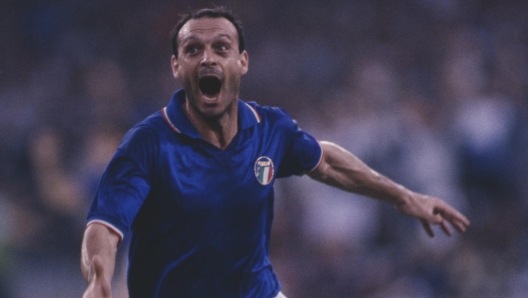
top-left (163, 89), bottom-right (261, 138)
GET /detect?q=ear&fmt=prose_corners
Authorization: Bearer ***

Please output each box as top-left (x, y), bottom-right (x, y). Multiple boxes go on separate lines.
top-left (171, 55), bottom-right (179, 79)
top-left (239, 51), bottom-right (249, 75)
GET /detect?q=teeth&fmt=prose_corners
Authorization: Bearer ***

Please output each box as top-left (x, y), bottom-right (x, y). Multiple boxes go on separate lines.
top-left (201, 93), bottom-right (219, 103)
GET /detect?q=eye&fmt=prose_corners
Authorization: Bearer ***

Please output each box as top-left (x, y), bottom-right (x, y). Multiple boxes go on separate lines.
top-left (186, 46), bottom-right (200, 55)
top-left (216, 44), bottom-right (228, 51)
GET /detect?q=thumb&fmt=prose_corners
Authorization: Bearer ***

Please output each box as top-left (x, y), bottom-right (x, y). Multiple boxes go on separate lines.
top-left (421, 214), bottom-right (443, 238)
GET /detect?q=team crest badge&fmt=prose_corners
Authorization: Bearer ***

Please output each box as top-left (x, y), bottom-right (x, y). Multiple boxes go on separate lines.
top-left (254, 156), bottom-right (274, 185)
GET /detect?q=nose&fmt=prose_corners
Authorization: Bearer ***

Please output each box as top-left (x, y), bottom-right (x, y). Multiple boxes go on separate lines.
top-left (200, 47), bottom-right (217, 67)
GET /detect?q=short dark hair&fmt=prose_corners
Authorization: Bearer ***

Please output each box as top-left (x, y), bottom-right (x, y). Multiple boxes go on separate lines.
top-left (171, 6), bottom-right (245, 57)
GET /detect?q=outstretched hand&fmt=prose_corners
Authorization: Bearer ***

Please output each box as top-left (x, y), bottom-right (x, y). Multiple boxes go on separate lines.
top-left (309, 141), bottom-right (470, 238)
top-left (394, 191), bottom-right (470, 237)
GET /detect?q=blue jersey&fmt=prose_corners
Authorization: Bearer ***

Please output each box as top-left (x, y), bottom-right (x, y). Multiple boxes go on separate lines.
top-left (87, 89), bottom-right (322, 298)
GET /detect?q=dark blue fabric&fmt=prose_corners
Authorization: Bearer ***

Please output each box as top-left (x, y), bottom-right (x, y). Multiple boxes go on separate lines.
top-left (87, 89), bottom-right (322, 298)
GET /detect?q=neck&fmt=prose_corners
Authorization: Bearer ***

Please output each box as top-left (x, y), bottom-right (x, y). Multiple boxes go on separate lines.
top-left (184, 100), bottom-right (238, 150)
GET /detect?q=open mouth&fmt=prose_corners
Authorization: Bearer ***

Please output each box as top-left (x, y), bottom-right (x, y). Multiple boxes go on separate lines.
top-left (199, 76), bottom-right (222, 97)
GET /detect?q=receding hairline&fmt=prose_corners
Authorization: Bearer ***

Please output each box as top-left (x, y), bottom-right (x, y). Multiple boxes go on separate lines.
top-left (171, 7), bottom-right (245, 57)
top-left (177, 17), bottom-right (240, 45)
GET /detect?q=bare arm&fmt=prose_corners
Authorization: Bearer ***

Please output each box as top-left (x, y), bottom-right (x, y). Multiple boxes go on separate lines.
top-left (308, 141), bottom-right (470, 237)
top-left (81, 223), bottom-right (121, 298)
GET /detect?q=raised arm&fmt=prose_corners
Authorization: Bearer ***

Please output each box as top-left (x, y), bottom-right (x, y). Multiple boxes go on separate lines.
top-left (81, 223), bottom-right (121, 298)
top-left (308, 141), bottom-right (470, 237)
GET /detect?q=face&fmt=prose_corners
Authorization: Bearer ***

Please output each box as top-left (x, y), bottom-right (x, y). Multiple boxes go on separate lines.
top-left (172, 17), bottom-right (249, 119)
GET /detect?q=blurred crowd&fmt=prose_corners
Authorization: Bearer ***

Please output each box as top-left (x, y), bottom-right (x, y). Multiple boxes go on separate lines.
top-left (1, 0), bottom-right (528, 297)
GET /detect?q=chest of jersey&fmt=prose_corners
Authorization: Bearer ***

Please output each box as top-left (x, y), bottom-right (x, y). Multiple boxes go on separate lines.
top-left (142, 126), bottom-right (284, 228)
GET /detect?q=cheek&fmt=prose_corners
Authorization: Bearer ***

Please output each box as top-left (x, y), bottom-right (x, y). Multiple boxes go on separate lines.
top-left (178, 73), bottom-right (195, 94)
top-left (177, 59), bottom-right (197, 76)
top-left (178, 67), bottom-right (197, 85)
top-left (224, 75), bottom-right (242, 93)
top-left (225, 62), bottom-right (244, 79)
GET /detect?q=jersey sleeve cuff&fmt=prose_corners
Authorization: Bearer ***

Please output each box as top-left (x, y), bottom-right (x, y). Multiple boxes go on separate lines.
top-left (307, 140), bottom-right (324, 172)
top-left (300, 140), bottom-right (324, 176)
top-left (87, 219), bottom-right (125, 242)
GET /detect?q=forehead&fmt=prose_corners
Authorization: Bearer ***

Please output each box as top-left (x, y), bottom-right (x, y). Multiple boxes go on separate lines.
top-left (179, 17), bottom-right (238, 43)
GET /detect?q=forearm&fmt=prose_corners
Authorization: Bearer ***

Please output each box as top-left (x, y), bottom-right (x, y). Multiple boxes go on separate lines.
top-left (81, 223), bottom-right (120, 286)
top-left (309, 141), bottom-right (470, 236)
top-left (308, 141), bottom-right (411, 206)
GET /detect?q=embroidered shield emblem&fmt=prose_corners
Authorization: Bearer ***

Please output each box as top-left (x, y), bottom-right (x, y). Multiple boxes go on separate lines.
top-left (254, 156), bottom-right (274, 185)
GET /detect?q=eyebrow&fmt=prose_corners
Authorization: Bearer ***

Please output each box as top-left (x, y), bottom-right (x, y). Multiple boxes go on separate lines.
top-left (181, 33), bottom-right (234, 44)
top-left (216, 34), bottom-right (233, 41)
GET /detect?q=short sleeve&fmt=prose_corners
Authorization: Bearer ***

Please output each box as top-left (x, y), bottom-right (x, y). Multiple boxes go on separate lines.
top-left (87, 126), bottom-right (157, 239)
top-left (275, 110), bottom-right (323, 178)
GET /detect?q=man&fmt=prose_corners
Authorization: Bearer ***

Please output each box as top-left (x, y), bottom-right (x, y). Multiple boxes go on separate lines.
top-left (81, 7), bottom-right (470, 298)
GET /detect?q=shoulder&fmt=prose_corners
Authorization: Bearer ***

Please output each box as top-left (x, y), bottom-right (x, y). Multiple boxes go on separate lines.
top-left (245, 101), bottom-right (295, 126)
top-left (118, 110), bottom-right (165, 152)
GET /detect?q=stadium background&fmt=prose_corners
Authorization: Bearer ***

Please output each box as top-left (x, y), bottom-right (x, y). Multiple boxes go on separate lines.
top-left (1, 0), bottom-right (528, 297)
